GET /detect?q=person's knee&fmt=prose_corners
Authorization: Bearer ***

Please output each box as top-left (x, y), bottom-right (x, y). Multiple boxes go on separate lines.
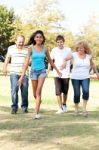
top-left (11, 87), bottom-right (18, 94)
top-left (74, 94), bottom-right (80, 103)
top-left (83, 90), bottom-right (89, 100)
top-left (36, 91), bottom-right (41, 99)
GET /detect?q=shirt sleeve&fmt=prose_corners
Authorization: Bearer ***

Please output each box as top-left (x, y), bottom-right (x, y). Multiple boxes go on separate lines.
top-left (71, 52), bottom-right (76, 59)
top-left (6, 47), bottom-right (11, 58)
top-left (89, 54), bottom-right (92, 59)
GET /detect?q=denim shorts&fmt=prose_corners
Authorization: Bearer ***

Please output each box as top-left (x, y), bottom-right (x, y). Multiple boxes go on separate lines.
top-left (30, 69), bottom-right (47, 80)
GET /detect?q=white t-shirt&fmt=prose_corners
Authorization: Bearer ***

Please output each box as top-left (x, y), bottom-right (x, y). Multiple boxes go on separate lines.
top-left (71, 52), bottom-right (92, 79)
top-left (7, 45), bottom-right (28, 75)
top-left (50, 47), bottom-right (72, 78)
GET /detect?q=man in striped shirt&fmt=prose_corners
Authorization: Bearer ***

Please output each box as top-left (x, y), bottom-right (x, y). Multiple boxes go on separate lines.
top-left (3, 35), bottom-right (29, 114)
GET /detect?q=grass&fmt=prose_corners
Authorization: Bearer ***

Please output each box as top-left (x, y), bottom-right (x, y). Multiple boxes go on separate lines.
top-left (0, 63), bottom-right (99, 150)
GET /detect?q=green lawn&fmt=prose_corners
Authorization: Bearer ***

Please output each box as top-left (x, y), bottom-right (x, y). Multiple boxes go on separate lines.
top-left (0, 63), bottom-right (99, 150)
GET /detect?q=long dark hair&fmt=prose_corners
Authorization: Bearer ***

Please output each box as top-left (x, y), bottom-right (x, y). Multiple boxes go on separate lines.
top-left (27, 30), bottom-right (46, 45)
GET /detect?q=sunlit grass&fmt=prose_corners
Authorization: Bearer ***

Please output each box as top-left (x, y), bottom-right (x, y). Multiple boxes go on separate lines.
top-left (0, 62), bottom-right (99, 150)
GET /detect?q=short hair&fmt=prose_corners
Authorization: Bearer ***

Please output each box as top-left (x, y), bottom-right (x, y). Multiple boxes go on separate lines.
top-left (27, 30), bottom-right (46, 45)
top-left (75, 41), bottom-right (91, 54)
top-left (56, 35), bottom-right (65, 42)
top-left (16, 35), bottom-right (25, 40)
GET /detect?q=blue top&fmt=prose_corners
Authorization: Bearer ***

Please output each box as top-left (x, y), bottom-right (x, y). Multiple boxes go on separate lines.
top-left (31, 46), bottom-right (46, 70)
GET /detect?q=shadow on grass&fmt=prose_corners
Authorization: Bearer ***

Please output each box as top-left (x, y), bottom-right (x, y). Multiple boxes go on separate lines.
top-left (0, 106), bottom-right (99, 146)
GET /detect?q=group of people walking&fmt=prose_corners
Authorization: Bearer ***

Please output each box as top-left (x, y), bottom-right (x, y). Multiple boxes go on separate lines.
top-left (3, 30), bottom-right (99, 119)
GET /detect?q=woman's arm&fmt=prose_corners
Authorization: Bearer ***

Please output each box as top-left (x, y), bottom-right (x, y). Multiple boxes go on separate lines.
top-left (64, 55), bottom-right (73, 61)
top-left (18, 48), bottom-right (32, 86)
top-left (46, 49), bottom-right (62, 77)
top-left (60, 54), bottom-right (73, 70)
top-left (90, 58), bottom-right (99, 79)
top-left (47, 63), bottom-right (51, 75)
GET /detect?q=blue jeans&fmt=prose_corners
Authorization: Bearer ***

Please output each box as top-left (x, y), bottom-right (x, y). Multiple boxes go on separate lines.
top-left (10, 74), bottom-right (29, 111)
top-left (72, 78), bottom-right (90, 104)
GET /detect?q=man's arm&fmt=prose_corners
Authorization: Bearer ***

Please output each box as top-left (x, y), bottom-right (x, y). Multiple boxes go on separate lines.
top-left (3, 55), bottom-right (10, 76)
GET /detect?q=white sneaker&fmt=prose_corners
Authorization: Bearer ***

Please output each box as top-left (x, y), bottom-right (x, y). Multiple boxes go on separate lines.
top-left (56, 108), bottom-right (64, 114)
top-left (62, 105), bottom-right (67, 112)
top-left (34, 113), bottom-right (40, 119)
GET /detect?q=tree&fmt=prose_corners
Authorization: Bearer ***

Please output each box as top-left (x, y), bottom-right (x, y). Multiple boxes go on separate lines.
top-left (0, 5), bottom-right (15, 54)
top-left (21, 0), bottom-right (67, 48)
top-left (25, 0), bottom-right (65, 31)
top-left (64, 32), bottom-right (74, 49)
top-left (75, 15), bottom-right (99, 65)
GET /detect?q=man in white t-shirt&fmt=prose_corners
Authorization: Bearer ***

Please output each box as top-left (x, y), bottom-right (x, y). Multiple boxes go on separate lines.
top-left (3, 35), bottom-right (29, 114)
top-left (48, 35), bottom-right (72, 114)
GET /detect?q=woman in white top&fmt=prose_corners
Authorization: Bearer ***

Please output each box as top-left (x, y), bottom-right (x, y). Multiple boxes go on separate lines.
top-left (61, 41), bottom-right (99, 117)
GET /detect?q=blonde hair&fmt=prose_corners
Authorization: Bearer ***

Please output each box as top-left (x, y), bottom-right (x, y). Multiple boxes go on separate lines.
top-left (75, 41), bottom-right (91, 54)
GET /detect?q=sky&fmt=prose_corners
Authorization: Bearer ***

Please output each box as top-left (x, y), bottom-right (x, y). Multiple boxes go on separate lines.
top-left (0, 0), bottom-right (99, 34)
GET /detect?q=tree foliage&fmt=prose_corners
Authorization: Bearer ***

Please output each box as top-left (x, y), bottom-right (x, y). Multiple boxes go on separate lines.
top-left (75, 15), bottom-right (99, 65)
top-left (0, 1), bottom-right (99, 67)
top-left (25, 0), bottom-right (65, 31)
top-left (21, 0), bottom-right (67, 48)
top-left (0, 5), bottom-right (15, 54)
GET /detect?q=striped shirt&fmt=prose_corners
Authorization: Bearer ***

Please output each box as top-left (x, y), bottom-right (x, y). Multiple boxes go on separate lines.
top-left (7, 45), bottom-right (29, 76)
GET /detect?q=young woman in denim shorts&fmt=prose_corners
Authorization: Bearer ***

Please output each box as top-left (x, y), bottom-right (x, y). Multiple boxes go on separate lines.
top-left (61, 41), bottom-right (99, 117)
top-left (18, 30), bottom-right (62, 119)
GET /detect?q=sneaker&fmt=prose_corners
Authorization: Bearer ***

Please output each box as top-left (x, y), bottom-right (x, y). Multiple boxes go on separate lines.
top-left (83, 111), bottom-right (88, 117)
top-left (11, 109), bottom-right (17, 114)
top-left (74, 111), bottom-right (79, 116)
top-left (62, 105), bottom-right (67, 112)
top-left (22, 107), bottom-right (28, 113)
top-left (56, 108), bottom-right (64, 114)
top-left (34, 113), bottom-right (41, 119)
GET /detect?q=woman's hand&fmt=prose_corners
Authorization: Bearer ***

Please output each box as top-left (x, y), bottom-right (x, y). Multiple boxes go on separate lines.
top-left (57, 70), bottom-right (62, 77)
top-left (60, 62), bottom-right (66, 70)
top-left (18, 76), bottom-right (24, 87)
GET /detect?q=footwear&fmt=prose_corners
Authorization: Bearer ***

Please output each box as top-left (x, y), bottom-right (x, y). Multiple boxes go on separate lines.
top-left (22, 107), bottom-right (28, 113)
top-left (56, 108), bottom-right (64, 114)
top-left (34, 113), bottom-right (41, 119)
top-left (62, 105), bottom-right (67, 112)
top-left (11, 109), bottom-right (17, 114)
top-left (83, 111), bottom-right (88, 117)
top-left (74, 111), bottom-right (79, 116)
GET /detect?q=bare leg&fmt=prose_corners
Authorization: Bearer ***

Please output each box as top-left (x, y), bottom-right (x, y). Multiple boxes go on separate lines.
top-left (35, 77), bottom-right (45, 114)
top-left (57, 95), bottom-right (62, 109)
top-left (56, 95), bottom-right (64, 114)
top-left (63, 94), bottom-right (67, 105)
top-left (83, 100), bottom-right (88, 117)
top-left (62, 94), bottom-right (68, 112)
top-left (73, 103), bottom-right (79, 116)
top-left (31, 80), bottom-right (38, 99)
top-left (83, 100), bottom-right (88, 112)
top-left (75, 103), bottom-right (79, 112)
